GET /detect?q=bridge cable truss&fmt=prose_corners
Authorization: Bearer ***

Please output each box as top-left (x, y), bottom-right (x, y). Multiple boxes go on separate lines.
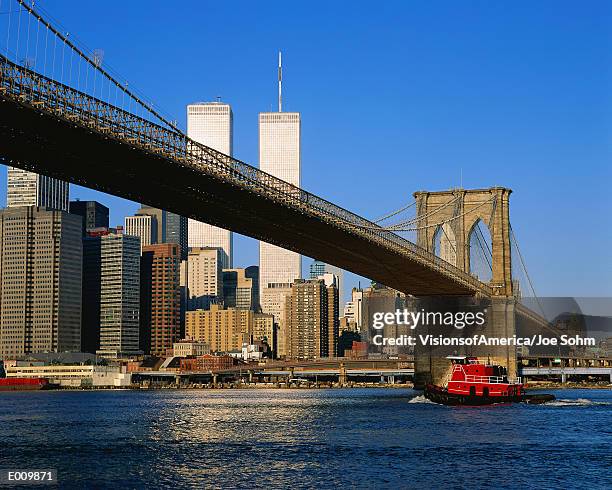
top-left (2, 0), bottom-right (180, 132)
top-left (0, 54), bottom-right (495, 296)
top-left (373, 199), bottom-right (416, 224)
top-left (0, 0), bottom-right (510, 297)
top-left (358, 196), bottom-right (496, 232)
top-left (510, 226), bottom-right (547, 319)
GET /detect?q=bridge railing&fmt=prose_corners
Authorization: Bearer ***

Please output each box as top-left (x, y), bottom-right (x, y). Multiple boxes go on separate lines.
top-left (0, 54), bottom-right (491, 295)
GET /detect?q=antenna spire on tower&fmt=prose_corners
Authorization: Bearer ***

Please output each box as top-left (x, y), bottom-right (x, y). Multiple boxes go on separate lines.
top-left (278, 51), bottom-right (282, 112)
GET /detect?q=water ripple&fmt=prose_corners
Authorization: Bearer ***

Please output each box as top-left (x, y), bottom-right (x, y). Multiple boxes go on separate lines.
top-left (0, 388), bottom-right (610, 489)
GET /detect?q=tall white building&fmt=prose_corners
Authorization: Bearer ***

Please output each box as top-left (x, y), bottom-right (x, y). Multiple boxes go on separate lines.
top-left (186, 101), bottom-right (233, 268)
top-left (343, 289), bottom-right (364, 331)
top-left (258, 111), bottom-right (302, 288)
top-left (7, 167), bottom-right (69, 211)
top-left (260, 283), bottom-right (293, 358)
top-left (125, 215), bottom-right (157, 252)
top-left (181, 247), bottom-right (224, 311)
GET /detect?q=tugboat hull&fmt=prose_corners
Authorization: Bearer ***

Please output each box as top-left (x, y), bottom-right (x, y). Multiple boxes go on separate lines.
top-left (424, 384), bottom-right (555, 406)
top-left (0, 378), bottom-right (50, 391)
top-left (424, 384), bottom-right (521, 405)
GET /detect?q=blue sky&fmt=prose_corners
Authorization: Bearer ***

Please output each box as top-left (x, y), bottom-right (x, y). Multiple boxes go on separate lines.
top-left (1, 0), bottom-right (610, 298)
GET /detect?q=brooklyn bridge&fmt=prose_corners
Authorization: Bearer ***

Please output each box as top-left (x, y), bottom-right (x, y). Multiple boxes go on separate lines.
top-left (0, 0), bottom-right (554, 384)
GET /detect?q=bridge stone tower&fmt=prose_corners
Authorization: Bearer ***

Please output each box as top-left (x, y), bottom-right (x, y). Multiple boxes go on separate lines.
top-left (411, 187), bottom-right (517, 388)
top-left (413, 187), bottom-right (513, 297)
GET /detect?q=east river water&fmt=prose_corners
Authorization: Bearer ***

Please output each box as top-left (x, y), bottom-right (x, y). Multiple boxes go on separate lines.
top-left (1, 388), bottom-right (610, 489)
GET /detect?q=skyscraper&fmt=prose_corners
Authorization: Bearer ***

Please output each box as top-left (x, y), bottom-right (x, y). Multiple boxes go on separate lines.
top-left (125, 214), bottom-right (157, 251)
top-left (246, 265), bottom-right (260, 312)
top-left (186, 101), bottom-right (233, 268)
top-left (136, 205), bottom-right (188, 260)
top-left (253, 312), bottom-right (275, 355)
top-left (166, 211), bottom-right (188, 261)
top-left (361, 284), bottom-right (406, 352)
top-left (310, 260), bottom-right (344, 308)
top-left (137, 206), bottom-right (166, 244)
top-left (260, 283), bottom-right (293, 359)
top-left (69, 200), bottom-right (109, 235)
top-left (185, 304), bottom-right (252, 353)
top-left (85, 231), bottom-right (141, 359)
top-left (222, 266), bottom-right (259, 311)
top-left (259, 53), bottom-right (301, 290)
top-left (7, 167), bottom-right (69, 211)
top-left (82, 234), bottom-right (103, 354)
top-left (284, 276), bottom-right (339, 360)
top-left (182, 247), bottom-right (224, 311)
top-left (0, 207), bottom-right (82, 357)
top-left (343, 288), bottom-right (364, 332)
top-left (140, 244), bottom-right (181, 356)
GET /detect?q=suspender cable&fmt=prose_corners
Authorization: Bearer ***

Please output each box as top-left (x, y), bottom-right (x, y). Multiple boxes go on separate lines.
top-left (14, 0), bottom-right (20, 60)
top-left (439, 224), bottom-right (457, 257)
top-left (472, 225), bottom-right (492, 271)
top-left (476, 223), bottom-right (492, 260)
top-left (34, 9), bottom-right (40, 70)
top-left (24, 0), bottom-right (30, 62)
top-left (380, 196), bottom-right (495, 232)
top-left (5, 0), bottom-right (11, 57)
top-left (510, 225), bottom-right (546, 318)
top-left (15, 0), bottom-right (180, 133)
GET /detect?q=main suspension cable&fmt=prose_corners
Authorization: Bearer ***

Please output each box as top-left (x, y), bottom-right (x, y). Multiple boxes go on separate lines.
top-left (15, 0), bottom-right (180, 133)
top-left (374, 200), bottom-right (416, 223)
top-left (382, 196), bottom-right (496, 232)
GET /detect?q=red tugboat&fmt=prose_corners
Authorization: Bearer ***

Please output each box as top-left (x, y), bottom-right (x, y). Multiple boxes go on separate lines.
top-left (424, 356), bottom-right (555, 405)
top-left (0, 377), bottom-right (50, 391)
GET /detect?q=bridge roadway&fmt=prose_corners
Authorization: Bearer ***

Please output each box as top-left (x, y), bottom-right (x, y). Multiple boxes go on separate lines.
top-left (134, 368), bottom-right (415, 381)
top-left (520, 355), bottom-right (612, 382)
top-left (0, 55), bottom-right (489, 296)
top-left (132, 358), bottom-right (416, 382)
top-left (218, 358), bottom-right (415, 378)
top-left (521, 366), bottom-right (612, 382)
top-left (131, 356), bottom-right (612, 383)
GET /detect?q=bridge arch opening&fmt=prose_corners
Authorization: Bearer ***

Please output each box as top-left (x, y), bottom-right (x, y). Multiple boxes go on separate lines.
top-left (432, 223), bottom-right (457, 266)
top-left (468, 219), bottom-right (492, 283)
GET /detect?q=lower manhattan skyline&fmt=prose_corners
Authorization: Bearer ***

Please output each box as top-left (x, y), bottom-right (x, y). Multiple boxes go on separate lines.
top-left (0, 2), bottom-right (610, 489)
top-left (0, 0), bottom-right (609, 298)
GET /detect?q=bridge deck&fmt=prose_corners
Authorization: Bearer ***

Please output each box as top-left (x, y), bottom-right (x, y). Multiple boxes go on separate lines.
top-left (0, 55), bottom-right (490, 296)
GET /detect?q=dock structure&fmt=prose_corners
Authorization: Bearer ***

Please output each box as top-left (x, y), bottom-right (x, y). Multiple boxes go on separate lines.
top-left (129, 355), bottom-right (612, 387)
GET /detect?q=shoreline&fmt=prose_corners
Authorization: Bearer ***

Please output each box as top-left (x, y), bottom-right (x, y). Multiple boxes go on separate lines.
top-left (525, 382), bottom-right (612, 390)
top-left (4, 382), bottom-right (611, 392)
top-left (57, 382), bottom-right (417, 391)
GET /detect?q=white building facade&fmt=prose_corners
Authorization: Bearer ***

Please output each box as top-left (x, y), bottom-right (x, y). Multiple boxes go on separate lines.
top-left (310, 260), bottom-right (345, 309)
top-left (5, 363), bottom-right (132, 388)
top-left (260, 282), bottom-right (293, 358)
top-left (125, 215), bottom-right (156, 252)
top-left (343, 289), bottom-right (364, 330)
top-left (181, 247), bottom-right (224, 311)
top-left (258, 112), bottom-right (302, 289)
top-left (7, 167), bottom-right (69, 211)
top-left (173, 340), bottom-right (210, 357)
top-left (186, 101), bottom-right (234, 268)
